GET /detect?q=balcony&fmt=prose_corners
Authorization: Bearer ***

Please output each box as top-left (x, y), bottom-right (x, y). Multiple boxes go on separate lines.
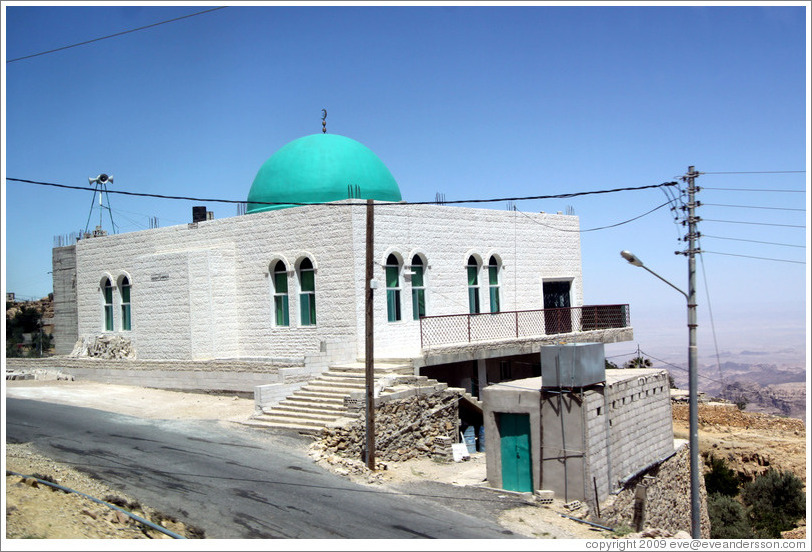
top-left (419, 304), bottom-right (631, 350)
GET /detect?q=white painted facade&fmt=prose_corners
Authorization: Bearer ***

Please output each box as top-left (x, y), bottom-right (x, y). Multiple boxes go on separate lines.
top-left (64, 201), bottom-right (585, 363)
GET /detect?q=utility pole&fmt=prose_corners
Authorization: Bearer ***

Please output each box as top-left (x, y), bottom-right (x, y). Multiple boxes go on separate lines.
top-left (681, 165), bottom-right (701, 538)
top-left (364, 199), bottom-right (376, 470)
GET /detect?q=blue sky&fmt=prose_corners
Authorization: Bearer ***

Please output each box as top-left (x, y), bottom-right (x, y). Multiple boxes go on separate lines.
top-left (3, 2), bottom-right (809, 374)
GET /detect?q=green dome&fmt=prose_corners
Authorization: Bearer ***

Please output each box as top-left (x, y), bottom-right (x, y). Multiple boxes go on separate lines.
top-left (247, 133), bottom-right (402, 213)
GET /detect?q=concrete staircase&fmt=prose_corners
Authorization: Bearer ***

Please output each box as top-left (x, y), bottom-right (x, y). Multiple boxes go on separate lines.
top-left (244, 360), bottom-right (414, 435)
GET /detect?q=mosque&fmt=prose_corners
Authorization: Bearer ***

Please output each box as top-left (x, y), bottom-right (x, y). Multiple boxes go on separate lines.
top-left (51, 130), bottom-right (634, 411)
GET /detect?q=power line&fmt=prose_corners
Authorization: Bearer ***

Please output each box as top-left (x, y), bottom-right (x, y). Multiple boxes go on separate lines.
top-left (6, 177), bottom-right (679, 208)
top-left (702, 203), bottom-right (805, 212)
top-left (640, 350), bottom-right (726, 387)
top-left (702, 218), bottom-right (806, 229)
top-left (519, 200), bottom-right (672, 233)
top-left (698, 251), bottom-right (725, 388)
top-left (7, 7), bottom-right (228, 63)
top-left (699, 171), bottom-right (805, 175)
top-left (701, 187), bottom-right (805, 193)
top-left (701, 234), bottom-right (804, 249)
top-left (702, 251), bottom-right (804, 265)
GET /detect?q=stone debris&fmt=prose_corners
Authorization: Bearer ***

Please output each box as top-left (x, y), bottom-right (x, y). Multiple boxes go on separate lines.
top-left (70, 335), bottom-right (135, 359)
top-left (615, 528), bottom-right (692, 539)
top-left (313, 389), bottom-right (462, 464)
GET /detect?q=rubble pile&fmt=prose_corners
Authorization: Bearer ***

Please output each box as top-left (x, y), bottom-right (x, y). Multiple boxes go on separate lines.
top-left (70, 336), bottom-right (135, 359)
top-left (315, 389), bottom-right (461, 463)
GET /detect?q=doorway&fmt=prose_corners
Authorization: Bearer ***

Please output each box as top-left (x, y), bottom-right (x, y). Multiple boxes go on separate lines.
top-left (543, 280), bottom-right (572, 334)
top-left (499, 413), bottom-right (533, 492)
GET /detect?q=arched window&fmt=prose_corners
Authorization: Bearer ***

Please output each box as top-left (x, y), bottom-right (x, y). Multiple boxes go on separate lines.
top-left (488, 256), bottom-right (500, 313)
top-left (386, 254), bottom-right (401, 322)
top-left (102, 277), bottom-right (113, 331)
top-left (119, 276), bottom-right (132, 331)
top-left (411, 255), bottom-right (426, 320)
top-left (272, 261), bottom-right (289, 326)
top-left (299, 258), bottom-right (316, 326)
top-left (467, 256), bottom-right (480, 314)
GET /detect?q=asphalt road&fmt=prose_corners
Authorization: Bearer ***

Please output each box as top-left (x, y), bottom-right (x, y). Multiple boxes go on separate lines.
top-left (6, 398), bottom-right (524, 539)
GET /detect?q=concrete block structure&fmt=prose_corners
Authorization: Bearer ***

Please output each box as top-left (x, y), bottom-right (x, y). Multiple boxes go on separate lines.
top-left (50, 132), bottom-right (634, 413)
top-left (482, 354), bottom-right (673, 510)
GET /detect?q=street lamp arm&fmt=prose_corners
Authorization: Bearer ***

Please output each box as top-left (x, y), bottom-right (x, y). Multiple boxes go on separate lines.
top-left (640, 265), bottom-right (689, 300)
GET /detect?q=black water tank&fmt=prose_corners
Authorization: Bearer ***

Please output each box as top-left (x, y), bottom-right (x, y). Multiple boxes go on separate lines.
top-left (192, 206), bottom-right (207, 223)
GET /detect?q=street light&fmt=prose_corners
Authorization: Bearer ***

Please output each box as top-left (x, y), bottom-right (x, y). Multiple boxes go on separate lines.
top-left (620, 249), bottom-right (700, 539)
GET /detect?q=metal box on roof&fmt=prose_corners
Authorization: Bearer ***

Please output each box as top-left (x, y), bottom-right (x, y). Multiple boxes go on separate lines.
top-left (540, 342), bottom-right (606, 388)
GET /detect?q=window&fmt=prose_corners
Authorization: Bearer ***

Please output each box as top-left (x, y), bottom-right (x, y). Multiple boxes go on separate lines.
top-left (102, 277), bottom-right (113, 331)
top-left (488, 256), bottom-right (500, 313)
top-left (467, 256), bottom-right (480, 314)
top-left (411, 256), bottom-right (426, 320)
top-left (119, 276), bottom-right (131, 331)
top-left (386, 254), bottom-right (401, 322)
top-left (299, 258), bottom-right (316, 326)
top-left (272, 261), bottom-right (289, 327)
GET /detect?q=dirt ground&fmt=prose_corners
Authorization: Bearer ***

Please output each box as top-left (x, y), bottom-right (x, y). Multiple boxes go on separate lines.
top-left (5, 379), bottom-right (808, 540)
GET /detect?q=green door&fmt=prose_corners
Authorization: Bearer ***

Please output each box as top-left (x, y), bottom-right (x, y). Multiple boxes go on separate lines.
top-left (500, 413), bottom-right (533, 492)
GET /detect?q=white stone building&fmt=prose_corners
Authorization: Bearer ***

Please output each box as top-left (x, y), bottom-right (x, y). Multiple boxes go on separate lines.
top-left (51, 132), bottom-right (633, 417)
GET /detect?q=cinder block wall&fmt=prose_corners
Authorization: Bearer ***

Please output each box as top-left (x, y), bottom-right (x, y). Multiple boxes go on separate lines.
top-left (585, 369), bottom-right (674, 503)
top-left (51, 245), bottom-right (78, 355)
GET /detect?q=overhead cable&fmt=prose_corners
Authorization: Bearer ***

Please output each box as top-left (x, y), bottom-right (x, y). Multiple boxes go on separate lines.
top-left (701, 235), bottom-right (804, 249)
top-left (702, 251), bottom-right (804, 265)
top-left (7, 7), bottom-right (228, 63)
top-left (702, 203), bottom-right (805, 212)
top-left (702, 218), bottom-right (806, 229)
top-left (5, 177), bottom-right (679, 207)
top-left (701, 187), bottom-right (805, 193)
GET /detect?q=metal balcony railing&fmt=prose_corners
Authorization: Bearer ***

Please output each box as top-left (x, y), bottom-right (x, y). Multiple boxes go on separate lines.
top-left (419, 304), bottom-right (630, 349)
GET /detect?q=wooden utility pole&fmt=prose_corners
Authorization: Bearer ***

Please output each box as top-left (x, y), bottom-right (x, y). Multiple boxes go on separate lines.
top-left (364, 199), bottom-right (376, 470)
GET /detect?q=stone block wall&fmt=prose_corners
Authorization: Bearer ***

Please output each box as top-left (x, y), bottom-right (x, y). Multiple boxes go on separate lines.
top-left (601, 444), bottom-right (711, 538)
top-left (63, 202), bottom-right (585, 363)
top-left (317, 389), bottom-right (462, 462)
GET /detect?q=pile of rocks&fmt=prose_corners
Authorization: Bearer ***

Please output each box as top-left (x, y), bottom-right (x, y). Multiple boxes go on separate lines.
top-left (316, 389), bottom-right (462, 463)
top-left (70, 335), bottom-right (135, 359)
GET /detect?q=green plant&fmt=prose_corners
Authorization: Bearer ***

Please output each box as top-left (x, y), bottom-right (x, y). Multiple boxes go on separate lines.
top-left (704, 455), bottom-right (740, 497)
top-left (734, 395), bottom-right (748, 411)
top-left (741, 469), bottom-right (805, 538)
top-left (613, 525), bottom-right (634, 537)
top-left (707, 493), bottom-right (753, 539)
top-left (623, 356), bottom-right (652, 369)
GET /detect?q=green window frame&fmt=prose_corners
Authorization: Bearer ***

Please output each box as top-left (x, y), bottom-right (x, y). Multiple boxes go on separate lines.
top-left (103, 278), bottom-right (113, 331)
top-left (273, 261), bottom-right (289, 327)
top-left (299, 258), bottom-right (316, 326)
top-left (386, 254), bottom-right (401, 322)
top-left (120, 276), bottom-right (132, 331)
top-left (411, 255), bottom-right (425, 320)
top-left (467, 256), bottom-right (480, 314)
top-left (488, 256), bottom-right (500, 313)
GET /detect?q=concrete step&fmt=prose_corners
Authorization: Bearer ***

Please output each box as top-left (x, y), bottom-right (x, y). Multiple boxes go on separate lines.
top-left (240, 419), bottom-right (322, 436)
top-left (282, 397), bottom-right (347, 410)
top-left (292, 391), bottom-right (347, 402)
top-left (256, 415), bottom-right (335, 427)
top-left (258, 409), bottom-right (342, 422)
top-left (271, 403), bottom-right (354, 417)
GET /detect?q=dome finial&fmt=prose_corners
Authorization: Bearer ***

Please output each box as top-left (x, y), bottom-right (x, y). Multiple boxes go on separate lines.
top-left (321, 108), bottom-right (327, 134)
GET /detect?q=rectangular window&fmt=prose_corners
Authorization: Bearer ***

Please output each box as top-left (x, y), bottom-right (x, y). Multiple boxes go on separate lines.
top-left (386, 264), bottom-right (401, 322)
top-left (300, 266), bottom-right (316, 326)
top-left (275, 296), bottom-right (289, 326)
top-left (120, 281), bottom-right (131, 331)
top-left (467, 265), bottom-right (480, 314)
top-left (489, 265), bottom-right (500, 313)
top-left (273, 270), bottom-right (289, 327)
top-left (411, 265), bottom-right (425, 320)
top-left (104, 285), bottom-right (113, 331)
top-left (300, 294), bottom-right (316, 326)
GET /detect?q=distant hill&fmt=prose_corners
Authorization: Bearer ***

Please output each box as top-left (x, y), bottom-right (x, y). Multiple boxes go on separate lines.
top-left (667, 361), bottom-right (805, 420)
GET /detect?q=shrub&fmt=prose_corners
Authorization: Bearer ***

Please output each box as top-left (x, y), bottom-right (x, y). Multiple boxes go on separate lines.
top-left (707, 493), bottom-right (753, 539)
top-left (741, 469), bottom-right (805, 538)
top-left (704, 455), bottom-right (740, 497)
